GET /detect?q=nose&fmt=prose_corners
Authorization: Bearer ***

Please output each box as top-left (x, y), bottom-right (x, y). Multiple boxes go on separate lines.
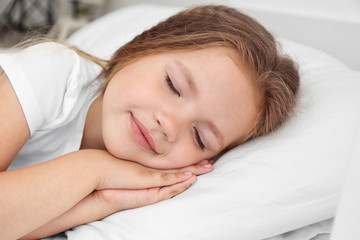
top-left (154, 110), bottom-right (179, 142)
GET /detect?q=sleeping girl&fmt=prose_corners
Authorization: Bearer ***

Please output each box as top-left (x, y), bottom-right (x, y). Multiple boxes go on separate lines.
top-left (0, 5), bottom-right (299, 239)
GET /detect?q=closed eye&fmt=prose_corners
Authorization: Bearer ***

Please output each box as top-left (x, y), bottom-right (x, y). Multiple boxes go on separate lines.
top-left (194, 127), bottom-right (205, 150)
top-left (166, 75), bottom-right (180, 96)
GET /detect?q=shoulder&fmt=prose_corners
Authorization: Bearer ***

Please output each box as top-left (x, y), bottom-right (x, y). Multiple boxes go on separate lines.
top-left (0, 42), bottom-right (102, 135)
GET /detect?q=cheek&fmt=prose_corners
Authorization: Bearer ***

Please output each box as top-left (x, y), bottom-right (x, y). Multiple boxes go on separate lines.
top-left (167, 152), bottom-right (198, 168)
top-left (102, 115), bottom-right (131, 157)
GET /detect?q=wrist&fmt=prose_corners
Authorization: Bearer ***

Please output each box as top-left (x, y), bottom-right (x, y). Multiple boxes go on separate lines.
top-left (71, 149), bottom-right (107, 191)
top-left (77, 149), bottom-right (115, 190)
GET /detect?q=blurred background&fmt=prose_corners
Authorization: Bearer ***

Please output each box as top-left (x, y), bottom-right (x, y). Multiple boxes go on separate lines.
top-left (0, 0), bottom-right (359, 70)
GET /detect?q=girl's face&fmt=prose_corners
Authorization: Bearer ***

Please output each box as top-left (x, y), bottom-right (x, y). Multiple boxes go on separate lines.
top-left (101, 47), bottom-right (259, 169)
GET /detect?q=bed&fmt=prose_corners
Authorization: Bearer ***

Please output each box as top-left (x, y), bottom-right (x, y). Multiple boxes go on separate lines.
top-left (45, 3), bottom-right (360, 240)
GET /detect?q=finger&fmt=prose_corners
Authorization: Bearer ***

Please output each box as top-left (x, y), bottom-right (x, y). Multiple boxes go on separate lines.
top-left (159, 160), bottom-right (214, 175)
top-left (184, 161), bottom-right (213, 175)
top-left (126, 171), bottom-right (194, 190)
top-left (198, 159), bottom-right (215, 165)
top-left (156, 175), bottom-right (197, 202)
top-left (198, 159), bottom-right (210, 165)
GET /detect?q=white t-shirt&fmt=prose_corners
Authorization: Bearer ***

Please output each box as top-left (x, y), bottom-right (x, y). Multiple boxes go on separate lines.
top-left (0, 42), bottom-right (103, 170)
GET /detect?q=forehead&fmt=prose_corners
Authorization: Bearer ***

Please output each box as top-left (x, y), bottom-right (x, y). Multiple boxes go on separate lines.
top-left (165, 47), bottom-right (259, 148)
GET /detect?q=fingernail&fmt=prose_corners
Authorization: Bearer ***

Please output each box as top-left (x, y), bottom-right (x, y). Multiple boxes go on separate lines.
top-left (203, 164), bottom-right (212, 168)
top-left (184, 171), bottom-right (192, 175)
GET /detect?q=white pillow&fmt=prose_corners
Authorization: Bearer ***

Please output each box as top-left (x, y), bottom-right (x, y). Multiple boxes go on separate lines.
top-left (66, 4), bottom-right (360, 240)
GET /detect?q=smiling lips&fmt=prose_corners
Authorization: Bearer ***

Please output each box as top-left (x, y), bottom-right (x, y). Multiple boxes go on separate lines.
top-left (130, 113), bottom-right (157, 153)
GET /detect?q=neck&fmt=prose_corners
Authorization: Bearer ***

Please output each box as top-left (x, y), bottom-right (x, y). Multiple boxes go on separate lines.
top-left (80, 95), bottom-right (106, 150)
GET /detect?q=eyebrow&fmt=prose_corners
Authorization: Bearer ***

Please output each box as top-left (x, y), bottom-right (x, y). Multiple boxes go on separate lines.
top-left (175, 60), bottom-right (224, 151)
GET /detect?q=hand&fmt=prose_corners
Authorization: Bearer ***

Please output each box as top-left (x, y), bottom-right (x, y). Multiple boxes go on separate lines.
top-left (92, 150), bottom-right (200, 190)
top-left (93, 157), bottom-right (214, 213)
top-left (91, 150), bottom-right (215, 212)
top-left (94, 159), bottom-right (215, 212)
top-left (92, 174), bottom-right (196, 213)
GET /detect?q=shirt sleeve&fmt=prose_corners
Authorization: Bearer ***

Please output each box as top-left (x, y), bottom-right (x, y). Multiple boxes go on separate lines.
top-left (0, 42), bottom-right (101, 135)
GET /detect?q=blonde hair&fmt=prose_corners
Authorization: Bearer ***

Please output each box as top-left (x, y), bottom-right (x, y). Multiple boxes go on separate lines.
top-left (100, 5), bottom-right (300, 145)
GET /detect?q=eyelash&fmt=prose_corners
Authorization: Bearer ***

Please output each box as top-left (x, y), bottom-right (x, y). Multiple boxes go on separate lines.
top-left (166, 75), bottom-right (180, 96)
top-left (194, 127), bottom-right (205, 150)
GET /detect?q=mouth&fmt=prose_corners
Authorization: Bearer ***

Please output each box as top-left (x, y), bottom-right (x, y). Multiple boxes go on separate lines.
top-left (130, 113), bottom-right (157, 153)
